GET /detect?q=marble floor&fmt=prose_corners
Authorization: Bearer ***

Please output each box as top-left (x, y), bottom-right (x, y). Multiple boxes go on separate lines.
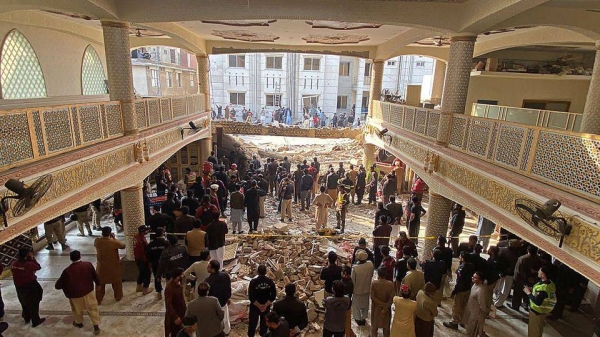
top-left (0, 196), bottom-right (596, 336)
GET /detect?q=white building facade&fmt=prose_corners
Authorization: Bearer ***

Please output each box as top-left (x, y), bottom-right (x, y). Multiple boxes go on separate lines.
top-left (208, 53), bottom-right (436, 120)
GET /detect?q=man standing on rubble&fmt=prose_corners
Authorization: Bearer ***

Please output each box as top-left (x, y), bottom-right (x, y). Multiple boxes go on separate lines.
top-left (351, 250), bottom-right (374, 326)
top-left (272, 283), bottom-right (309, 335)
top-left (248, 265), bottom-right (277, 337)
top-left (244, 180), bottom-right (267, 233)
top-left (354, 166), bottom-right (366, 205)
top-left (336, 185), bottom-right (350, 233)
top-left (313, 186), bottom-right (334, 231)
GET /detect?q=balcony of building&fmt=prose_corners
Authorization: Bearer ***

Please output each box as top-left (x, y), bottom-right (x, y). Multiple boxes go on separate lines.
top-left (366, 100), bottom-right (600, 284)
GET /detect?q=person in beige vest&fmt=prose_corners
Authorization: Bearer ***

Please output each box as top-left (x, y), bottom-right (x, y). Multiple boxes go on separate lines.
top-left (371, 267), bottom-right (395, 337)
top-left (402, 258), bottom-right (425, 301)
top-left (391, 284), bottom-right (417, 337)
top-left (185, 221), bottom-right (207, 264)
top-left (94, 227), bottom-right (125, 304)
top-left (415, 283), bottom-right (438, 337)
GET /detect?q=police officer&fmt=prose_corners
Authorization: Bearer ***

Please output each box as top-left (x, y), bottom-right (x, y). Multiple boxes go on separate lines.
top-left (524, 265), bottom-right (556, 337)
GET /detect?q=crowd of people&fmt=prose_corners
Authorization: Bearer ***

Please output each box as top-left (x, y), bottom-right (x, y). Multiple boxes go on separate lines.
top-left (2, 148), bottom-right (593, 337)
top-left (211, 104), bottom-right (361, 129)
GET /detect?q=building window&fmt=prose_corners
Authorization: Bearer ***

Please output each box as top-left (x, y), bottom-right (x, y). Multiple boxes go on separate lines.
top-left (230, 92), bottom-right (246, 105)
top-left (0, 29), bottom-right (47, 99)
top-left (387, 61), bottom-right (396, 66)
top-left (176, 72), bottom-right (182, 87)
top-left (266, 56), bottom-right (283, 69)
top-left (337, 96), bottom-right (348, 109)
top-left (364, 62), bottom-right (372, 77)
top-left (339, 62), bottom-right (350, 76)
top-left (302, 95), bottom-right (319, 109)
top-left (151, 69), bottom-right (159, 87)
top-left (266, 94), bottom-right (281, 107)
top-left (416, 61), bottom-right (425, 67)
top-left (81, 45), bottom-right (108, 95)
top-left (228, 55), bottom-right (246, 68)
top-left (166, 71), bottom-right (173, 87)
top-left (303, 57), bottom-right (320, 71)
top-left (190, 73), bottom-right (195, 87)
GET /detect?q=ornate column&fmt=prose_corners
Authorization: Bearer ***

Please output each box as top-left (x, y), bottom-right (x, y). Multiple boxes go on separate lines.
top-left (422, 191), bottom-right (452, 261)
top-left (199, 137), bottom-right (213, 163)
top-left (120, 185), bottom-right (145, 260)
top-left (368, 60), bottom-right (384, 116)
top-left (581, 42), bottom-right (600, 134)
top-left (196, 55), bottom-right (211, 112)
top-left (363, 143), bottom-right (376, 169)
top-left (436, 35), bottom-right (476, 145)
top-left (101, 21), bottom-right (137, 135)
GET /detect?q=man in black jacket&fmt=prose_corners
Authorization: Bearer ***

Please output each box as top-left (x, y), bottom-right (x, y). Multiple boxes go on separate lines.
top-left (205, 259), bottom-right (232, 334)
top-left (244, 180), bottom-right (267, 232)
top-left (293, 165), bottom-right (303, 203)
top-left (158, 235), bottom-right (188, 281)
top-left (354, 165), bottom-right (366, 205)
top-left (326, 168), bottom-right (339, 202)
top-left (272, 283), bottom-right (308, 335)
top-left (248, 265), bottom-right (277, 337)
top-left (449, 203), bottom-right (466, 254)
top-left (443, 252), bottom-right (475, 330)
top-left (206, 214), bottom-right (228, 269)
top-left (299, 170), bottom-right (314, 211)
top-left (147, 228), bottom-right (169, 299)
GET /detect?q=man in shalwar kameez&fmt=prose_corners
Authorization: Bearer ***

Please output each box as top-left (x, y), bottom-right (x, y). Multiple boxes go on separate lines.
top-left (351, 250), bottom-right (374, 325)
top-left (312, 185), bottom-right (333, 231)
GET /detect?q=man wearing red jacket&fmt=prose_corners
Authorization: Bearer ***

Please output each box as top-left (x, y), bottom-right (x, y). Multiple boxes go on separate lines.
top-left (134, 225), bottom-right (153, 295)
top-left (10, 248), bottom-right (45, 327)
top-left (55, 250), bottom-right (101, 335)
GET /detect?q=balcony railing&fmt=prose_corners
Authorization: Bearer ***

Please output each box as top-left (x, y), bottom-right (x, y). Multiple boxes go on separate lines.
top-left (471, 103), bottom-right (582, 132)
top-left (0, 94), bottom-right (205, 171)
top-left (371, 101), bottom-right (600, 202)
top-left (134, 94), bottom-right (205, 129)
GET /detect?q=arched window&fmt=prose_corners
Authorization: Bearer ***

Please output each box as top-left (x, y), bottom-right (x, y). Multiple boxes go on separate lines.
top-left (81, 45), bottom-right (108, 95)
top-left (0, 29), bottom-right (47, 99)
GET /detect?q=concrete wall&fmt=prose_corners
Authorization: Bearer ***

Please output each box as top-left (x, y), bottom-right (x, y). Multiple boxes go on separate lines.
top-left (466, 75), bottom-right (591, 113)
top-left (0, 23), bottom-right (107, 98)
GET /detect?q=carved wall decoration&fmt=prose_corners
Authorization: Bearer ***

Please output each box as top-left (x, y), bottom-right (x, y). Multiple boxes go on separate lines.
top-left (305, 21), bottom-right (381, 30)
top-left (302, 34), bottom-right (369, 44)
top-left (211, 30), bottom-right (280, 42)
top-left (211, 121), bottom-right (360, 139)
top-left (202, 20), bottom-right (277, 27)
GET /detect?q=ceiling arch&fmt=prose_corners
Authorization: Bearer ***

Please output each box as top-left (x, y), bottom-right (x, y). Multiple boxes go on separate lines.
top-left (0, 0), bottom-right (118, 20)
top-left (473, 26), bottom-right (594, 57)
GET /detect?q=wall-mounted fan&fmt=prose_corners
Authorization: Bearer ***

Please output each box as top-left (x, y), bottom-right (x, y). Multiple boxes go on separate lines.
top-left (514, 198), bottom-right (572, 247)
top-left (0, 174), bottom-right (53, 228)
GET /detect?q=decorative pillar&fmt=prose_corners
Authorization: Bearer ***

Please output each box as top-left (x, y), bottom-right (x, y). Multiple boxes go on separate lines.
top-left (101, 21), bottom-right (137, 135)
top-left (199, 137), bottom-right (212, 164)
top-left (120, 185), bottom-right (145, 260)
top-left (196, 55), bottom-right (211, 112)
top-left (363, 143), bottom-right (376, 169)
top-left (581, 42), bottom-right (600, 134)
top-left (422, 191), bottom-right (452, 261)
top-left (436, 35), bottom-right (476, 145)
top-left (431, 60), bottom-right (446, 106)
top-left (368, 60), bottom-right (384, 116)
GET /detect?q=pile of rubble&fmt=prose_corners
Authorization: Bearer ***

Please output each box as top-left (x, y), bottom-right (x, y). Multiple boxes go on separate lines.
top-left (223, 234), bottom-right (352, 332)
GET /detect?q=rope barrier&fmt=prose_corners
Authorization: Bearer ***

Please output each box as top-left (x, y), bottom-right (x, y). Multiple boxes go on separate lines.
top-left (158, 232), bottom-right (496, 241)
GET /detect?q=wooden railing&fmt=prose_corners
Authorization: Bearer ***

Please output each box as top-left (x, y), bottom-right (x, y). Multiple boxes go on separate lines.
top-left (371, 101), bottom-right (600, 202)
top-left (471, 103), bottom-right (582, 132)
top-left (0, 94), bottom-right (205, 171)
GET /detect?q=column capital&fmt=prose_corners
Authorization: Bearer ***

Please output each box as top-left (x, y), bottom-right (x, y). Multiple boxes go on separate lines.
top-left (450, 34), bottom-right (477, 42)
top-left (595, 41), bottom-right (600, 50)
top-left (372, 60), bottom-right (385, 64)
top-left (122, 184), bottom-right (143, 192)
top-left (196, 54), bottom-right (209, 59)
top-left (101, 20), bottom-right (130, 29)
